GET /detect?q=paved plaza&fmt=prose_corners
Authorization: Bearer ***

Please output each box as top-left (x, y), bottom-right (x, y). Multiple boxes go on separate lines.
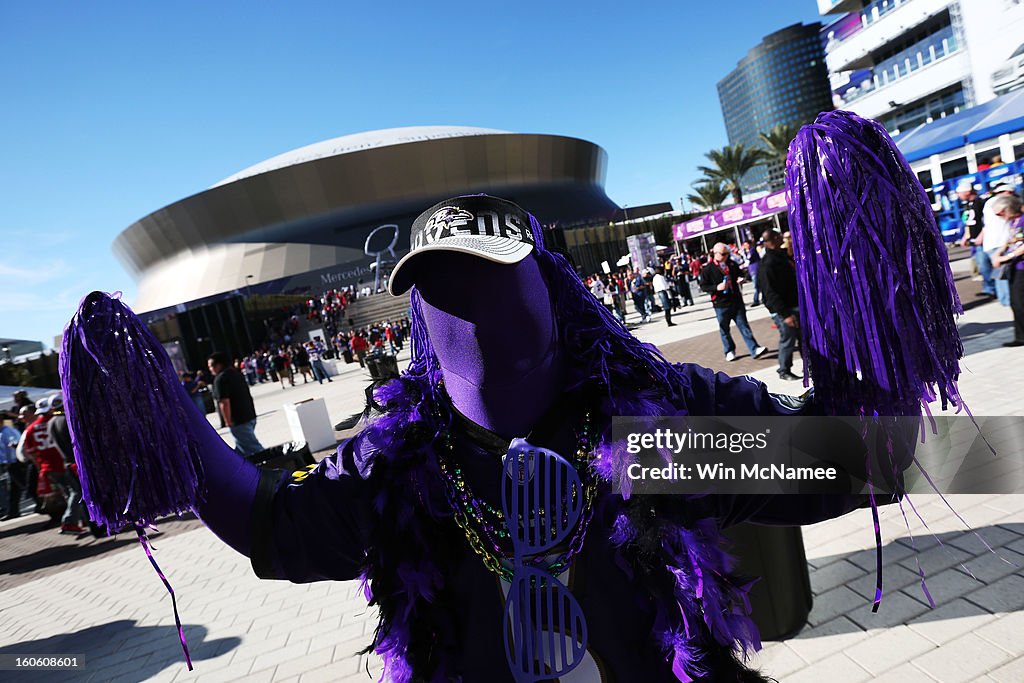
top-left (2, 248), bottom-right (1023, 682)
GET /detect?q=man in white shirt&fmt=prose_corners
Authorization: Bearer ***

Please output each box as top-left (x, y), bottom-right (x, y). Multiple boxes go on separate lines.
top-left (984, 181), bottom-right (1018, 306)
top-left (651, 270), bottom-right (676, 327)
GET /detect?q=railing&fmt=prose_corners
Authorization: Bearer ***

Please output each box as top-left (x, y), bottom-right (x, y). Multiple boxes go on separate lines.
top-left (862, 0), bottom-right (910, 28)
top-left (835, 27), bottom-right (960, 105)
top-left (824, 0), bottom-right (912, 49)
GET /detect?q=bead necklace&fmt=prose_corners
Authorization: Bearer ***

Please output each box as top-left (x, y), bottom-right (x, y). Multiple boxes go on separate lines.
top-left (437, 413), bottom-right (598, 582)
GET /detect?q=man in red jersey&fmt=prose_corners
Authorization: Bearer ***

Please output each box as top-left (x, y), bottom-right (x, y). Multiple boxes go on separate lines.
top-left (20, 395), bottom-right (79, 531)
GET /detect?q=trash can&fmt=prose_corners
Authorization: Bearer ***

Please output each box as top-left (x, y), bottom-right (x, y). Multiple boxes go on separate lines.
top-left (342, 348), bottom-right (354, 364)
top-left (365, 355), bottom-right (382, 380)
top-left (721, 524), bottom-right (812, 641)
top-left (366, 353), bottom-right (399, 380)
top-left (245, 441), bottom-right (315, 472)
top-left (284, 398), bottom-right (336, 452)
top-left (378, 354), bottom-right (399, 378)
top-left (200, 387), bottom-right (215, 415)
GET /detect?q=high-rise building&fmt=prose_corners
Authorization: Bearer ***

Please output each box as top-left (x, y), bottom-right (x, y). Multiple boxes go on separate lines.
top-left (717, 23), bottom-right (834, 194)
top-left (820, 0), bottom-right (1024, 135)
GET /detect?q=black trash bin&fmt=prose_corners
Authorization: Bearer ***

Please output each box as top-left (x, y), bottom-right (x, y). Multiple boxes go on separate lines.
top-left (377, 354), bottom-right (399, 378)
top-left (200, 387), bottom-right (215, 415)
top-left (342, 348), bottom-right (354, 364)
top-left (721, 524), bottom-right (812, 641)
top-left (366, 352), bottom-right (399, 380)
top-left (245, 441), bottom-right (315, 472)
top-left (365, 355), bottom-right (382, 380)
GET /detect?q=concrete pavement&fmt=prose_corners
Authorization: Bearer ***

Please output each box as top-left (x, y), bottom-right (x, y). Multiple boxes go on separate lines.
top-left (2, 247), bottom-right (1023, 682)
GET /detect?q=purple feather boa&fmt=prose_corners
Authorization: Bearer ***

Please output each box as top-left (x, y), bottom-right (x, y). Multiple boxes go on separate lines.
top-left (786, 110), bottom-right (964, 417)
top-left (608, 509), bottom-right (761, 682)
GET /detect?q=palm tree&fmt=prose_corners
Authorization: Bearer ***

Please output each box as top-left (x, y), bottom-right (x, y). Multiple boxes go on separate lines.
top-left (686, 179), bottom-right (730, 212)
top-left (697, 144), bottom-right (768, 205)
top-left (758, 123), bottom-right (801, 191)
top-left (758, 123), bottom-right (800, 165)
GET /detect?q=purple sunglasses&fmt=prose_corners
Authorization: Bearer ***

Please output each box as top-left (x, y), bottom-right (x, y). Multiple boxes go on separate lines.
top-left (501, 438), bottom-right (589, 682)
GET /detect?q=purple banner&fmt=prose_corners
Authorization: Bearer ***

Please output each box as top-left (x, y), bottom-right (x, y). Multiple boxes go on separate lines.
top-left (822, 13), bottom-right (863, 48)
top-left (673, 190), bottom-right (788, 242)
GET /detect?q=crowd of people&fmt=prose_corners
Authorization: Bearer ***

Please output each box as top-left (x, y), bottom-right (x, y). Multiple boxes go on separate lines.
top-left (175, 315), bottom-right (407, 458)
top-left (257, 281), bottom-right (400, 353)
top-left (0, 390), bottom-right (97, 537)
top-left (174, 317), bottom-right (412, 454)
top-left (582, 227), bottom-right (801, 379)
top-left (221, 317), bottom-right (412, 391)
top-left (257, 287), bottom-right (357, 354)
top-left (0, 307), bottom-right (416, 524)
top-left (957, 178), bottom-right (1024, 347)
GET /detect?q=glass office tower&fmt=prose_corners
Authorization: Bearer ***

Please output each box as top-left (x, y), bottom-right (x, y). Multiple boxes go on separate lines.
top-left (717, 23), bottom-right (834, 193)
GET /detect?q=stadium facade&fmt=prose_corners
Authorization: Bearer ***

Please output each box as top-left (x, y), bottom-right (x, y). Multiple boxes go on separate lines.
top-left (114, 126), bottom-right (619, 314)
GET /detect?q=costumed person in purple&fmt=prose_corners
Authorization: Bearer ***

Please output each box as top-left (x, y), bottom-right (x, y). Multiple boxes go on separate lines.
top-left (59, 111), bottom-right (964, 682)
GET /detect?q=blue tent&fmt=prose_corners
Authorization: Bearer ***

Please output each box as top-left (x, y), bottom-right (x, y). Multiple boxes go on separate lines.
top-left (892, 89), bottom-right (1024, 162)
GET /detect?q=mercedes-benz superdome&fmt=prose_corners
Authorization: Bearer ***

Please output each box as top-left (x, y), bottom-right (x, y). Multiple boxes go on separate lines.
top-left (113, 126), bottom-right (620, 315)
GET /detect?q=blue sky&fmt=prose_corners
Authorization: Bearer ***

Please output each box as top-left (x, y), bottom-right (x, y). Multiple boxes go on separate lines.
top-left (1, 1), bottom-right (824, 347)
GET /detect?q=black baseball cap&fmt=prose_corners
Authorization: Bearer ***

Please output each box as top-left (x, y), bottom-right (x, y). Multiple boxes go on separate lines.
top-left (388, 195), bottom-right (536, 295)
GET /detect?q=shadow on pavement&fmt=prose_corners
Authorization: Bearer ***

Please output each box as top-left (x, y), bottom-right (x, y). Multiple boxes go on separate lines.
top-left (1, 619), bottom-right (239, 682)
top-left (959, 321), bottom-right (1015, 356)
top-left (0, 517), bottom-right (58, 541)
top-left (0, 536), bottom-right (138, 576)
top-left (961, 293), bottom-right (1003, 314)
top-left (783, 523), bottom-right (1024, 642)
top-left (0, 514), bottom-right (204, 592)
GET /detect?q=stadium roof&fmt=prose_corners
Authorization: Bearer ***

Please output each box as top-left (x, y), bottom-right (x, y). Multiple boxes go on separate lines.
top-left (213, 126), bottom-right (510, 187)
top-left (894, 89), bottom-right (1024, 163)
top-left (114, 127), bottom-right (616, 312)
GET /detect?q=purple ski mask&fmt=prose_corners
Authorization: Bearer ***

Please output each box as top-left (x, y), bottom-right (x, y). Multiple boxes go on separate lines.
top-left (411, 250), bottom-right (563, 438)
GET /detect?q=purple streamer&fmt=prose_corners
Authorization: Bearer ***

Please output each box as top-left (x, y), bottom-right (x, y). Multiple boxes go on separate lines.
top-left (904, 490), bottom-right (979, 581)
top-left (136, 526), bottom-right (193, 670)
top-left (862, 419), bottom-right (884, 612)
top-left (787, 111), bottom-right (971, 616)
top-left (895, 495), bottom-right (937, 609)
top-left (905, 457), bottom-right (1019, 575)
top-left (868, 490), bottom-right (883, 612)
top-left (57, 292), bottom-right (204, 670)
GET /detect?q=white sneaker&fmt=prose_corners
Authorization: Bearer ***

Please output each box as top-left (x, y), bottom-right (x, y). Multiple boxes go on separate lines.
top-left (725, 351), bottom-right (736, 362)
top-left (753, 346), bottom-right (768, 359)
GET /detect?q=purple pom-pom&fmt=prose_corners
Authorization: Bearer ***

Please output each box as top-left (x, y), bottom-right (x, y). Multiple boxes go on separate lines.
top-left (786, 110), bottom-right (964, 416)
top-left (59, 291), bottom-right (205, 531)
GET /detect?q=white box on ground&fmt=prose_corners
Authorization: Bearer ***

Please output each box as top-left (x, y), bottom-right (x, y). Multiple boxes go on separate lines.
top-left (284, 398), bottom-right (335, 452)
